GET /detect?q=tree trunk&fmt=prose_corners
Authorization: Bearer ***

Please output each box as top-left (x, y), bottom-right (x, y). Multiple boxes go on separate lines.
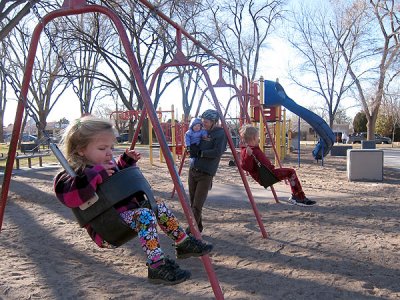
top-left (366, 118), bottom-right (375, 141)
top-left (366, 103), bottom-right (380, 140)
top-left (0, 111), bottom-right (3, 143)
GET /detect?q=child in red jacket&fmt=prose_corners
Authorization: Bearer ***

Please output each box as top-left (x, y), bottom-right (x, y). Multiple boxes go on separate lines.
top-left (239, 125), bottom-right (315, 206)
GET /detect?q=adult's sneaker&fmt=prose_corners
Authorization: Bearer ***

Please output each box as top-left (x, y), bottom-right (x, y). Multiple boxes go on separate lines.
top-left (289, 195), bottom-right (316, 206)
top-left (176, 235), bottom-right (213, 259)
top-left (148, 257), bottom-right (191, 285)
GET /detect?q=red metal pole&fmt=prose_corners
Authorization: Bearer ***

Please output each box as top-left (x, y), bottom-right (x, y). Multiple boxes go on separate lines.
top-left (112, 17), bottom-right (223, 300)
top-left (170, 150), bottom-right (187, 198)
top-left (138, 0), bottom-right (267, 239)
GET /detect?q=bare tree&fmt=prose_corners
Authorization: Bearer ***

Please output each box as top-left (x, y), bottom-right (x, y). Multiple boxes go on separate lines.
top-left (332, 0), bottom-right (400, 140)
top-left (44, 1), bottom-right (179, 143)
top-left (0, 40), bottom-right (9, 142)
top-left (2, 0), bottom-right (275, 128)
top-left (0, 0), bottom-right (42, 141)
top-left (5, 17), bottom-right (69, 139)
top-left (67, 1), bottom-right (215, 122)
top-left (287, 2), bottom-right (355, 127)
top-left (160, 0), bottom-right (220, 118)
top-left (54, 12), bottom-right (109, 115)
top-left (206, 0), bottom-right (286, 83)
top-left (0, 0), bottom-right (42, 41)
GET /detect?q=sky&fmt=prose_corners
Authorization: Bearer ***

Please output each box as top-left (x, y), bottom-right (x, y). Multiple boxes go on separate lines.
top-left (4, 9), bottom-right (362, 127)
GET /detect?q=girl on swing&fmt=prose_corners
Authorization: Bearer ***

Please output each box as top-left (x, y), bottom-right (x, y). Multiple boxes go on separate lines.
top-left (54, 116), bottom-right (212, 285)
top-left (239, 125), bottom-right (316, 206)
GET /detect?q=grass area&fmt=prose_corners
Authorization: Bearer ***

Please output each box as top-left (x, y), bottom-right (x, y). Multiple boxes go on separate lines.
top-left (0, 143), bottom-right (8, 153)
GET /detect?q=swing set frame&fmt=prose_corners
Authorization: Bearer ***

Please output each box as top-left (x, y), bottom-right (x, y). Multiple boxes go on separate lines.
top-left (0, 1), bottom-right (278, 298)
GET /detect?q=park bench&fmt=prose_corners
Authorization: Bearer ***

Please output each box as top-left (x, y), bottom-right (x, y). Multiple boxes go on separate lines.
top-left (20, 142), bottom-right (39, 153)
top-left (330, 145), bottom-right (352, 156)
top-left (0, 149), bottom-right (51, 170)
top-left (15, 151), bottom-right (51, 169)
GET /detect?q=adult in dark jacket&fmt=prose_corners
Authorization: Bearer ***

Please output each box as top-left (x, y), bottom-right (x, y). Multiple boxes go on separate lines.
top-left (188, 109), bottom-right (227, 233)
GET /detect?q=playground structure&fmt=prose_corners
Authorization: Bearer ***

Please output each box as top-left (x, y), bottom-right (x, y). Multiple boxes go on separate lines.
top-left (262, 80), bottom-right (335, 160)
top-left (246, 78), bottom-right (335, 162)
top-left (248, 79), bottom-right (288, 165)
top-left (110, 106), bottom-right (188, 164)
top-left (0, 1), bottom-right (335, 298)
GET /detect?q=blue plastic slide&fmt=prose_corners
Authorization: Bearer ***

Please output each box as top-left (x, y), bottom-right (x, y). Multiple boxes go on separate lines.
top-left (264, 80), bottom-right (335, 159)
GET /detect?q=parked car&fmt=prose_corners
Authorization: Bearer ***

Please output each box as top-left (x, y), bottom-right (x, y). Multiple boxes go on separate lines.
top-left (3, 133), bottom-right (11, 142)
top-left (347, 132), bottom-right (391, 144)
top-left (374, 133), bottom-right (391, 144)
top-left (347, 132), bottom-right (365, 144)
top-left (21, 134), bottom-right (38, 143)
top-left (2, 134), bottom-right (37, 143)
top-left (116, 132), bottom-right (142, 143)
top-left (116, 133), bottom-right (129, 143)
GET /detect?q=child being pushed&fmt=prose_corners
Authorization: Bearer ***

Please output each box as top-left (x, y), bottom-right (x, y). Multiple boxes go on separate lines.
top-left (239, 125), bottom-right (315, 206)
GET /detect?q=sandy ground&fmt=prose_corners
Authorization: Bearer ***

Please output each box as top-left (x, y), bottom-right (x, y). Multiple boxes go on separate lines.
top-left (0, 145), bottom-right (399, 300)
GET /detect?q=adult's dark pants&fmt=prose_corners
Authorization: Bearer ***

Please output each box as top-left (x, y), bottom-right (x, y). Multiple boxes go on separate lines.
top-left (188, 168), bottom-right (213, 232)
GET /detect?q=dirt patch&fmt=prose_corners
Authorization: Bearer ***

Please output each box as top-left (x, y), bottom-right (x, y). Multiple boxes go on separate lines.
top-left (0, 145), bottom-right (399, 299)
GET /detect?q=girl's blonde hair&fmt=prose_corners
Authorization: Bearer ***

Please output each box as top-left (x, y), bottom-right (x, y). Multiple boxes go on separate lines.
top-left (239, 125), bottom-right (259, 143)
top-left (60, 115), bottom-right (115, 169)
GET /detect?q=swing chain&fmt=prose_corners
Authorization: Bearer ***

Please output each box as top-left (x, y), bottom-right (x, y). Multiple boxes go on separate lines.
top-left (0, 60), bottom-right (41, 129)
top-left (2, 50), bottom-right (75, 173)
top-left (29, 0), bottom-right (87, 112)
top-left (197, 78), bottom-right (231, 118)
top-left (0, 60), bottom-right (55, 155)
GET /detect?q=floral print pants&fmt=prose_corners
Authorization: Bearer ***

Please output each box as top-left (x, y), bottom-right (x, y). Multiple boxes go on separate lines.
top-left (120, 201), bottom-right (187, 266)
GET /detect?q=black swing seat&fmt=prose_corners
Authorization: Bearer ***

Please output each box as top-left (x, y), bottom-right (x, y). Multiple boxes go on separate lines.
top-left (71, 166), bottom-right (157, 247)
top-left (259, 165), bottom-right (280, 188)
top-left (251, 153), bottom-right (280, 188)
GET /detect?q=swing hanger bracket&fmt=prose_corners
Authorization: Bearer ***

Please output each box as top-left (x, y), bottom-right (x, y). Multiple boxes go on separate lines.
top-left (61, 0), bottom-right (87, 9)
